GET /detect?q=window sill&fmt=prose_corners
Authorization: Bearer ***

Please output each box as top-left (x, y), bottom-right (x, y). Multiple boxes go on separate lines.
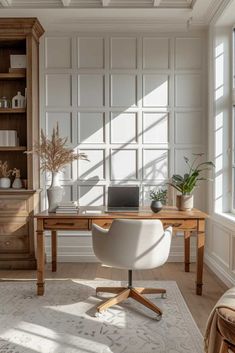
top-left (213, 211), bottom-right (235, 229)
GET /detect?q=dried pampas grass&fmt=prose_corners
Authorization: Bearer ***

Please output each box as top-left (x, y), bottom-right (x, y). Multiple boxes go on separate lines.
top-left (27, 124), bottom-right (88, 172)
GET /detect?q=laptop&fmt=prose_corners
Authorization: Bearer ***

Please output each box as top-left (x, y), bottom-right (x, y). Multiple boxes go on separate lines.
top-left (106, 186), bottom-right (139, 212)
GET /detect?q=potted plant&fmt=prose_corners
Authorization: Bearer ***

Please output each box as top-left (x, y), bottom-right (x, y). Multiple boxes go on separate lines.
top-left (0, 161), bottom-right (12, 188)
top-left (27, 124), bottom-right (89, 212)
top-left (149, 187), bottom-right (167, 213)
top-left (168, 153), bottom-right (214, 211)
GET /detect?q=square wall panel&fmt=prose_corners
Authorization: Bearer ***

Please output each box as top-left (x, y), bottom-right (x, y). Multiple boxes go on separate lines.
top-left (110, 112), bottom-right (137, 144)
top-left (46, 112), bottom-right (73, 144)
top-left (46, 74), bottom-right (71, 107)
top-left (62, 185), bottom-right (74, 202)
top-left (45, 37), bottom-right (71, 69)
top-left (110, 75), bottom-right (137, 107)
top-left (78, 37), bottom-right (104, 69)
top-left (78, 149), bottom-right (105, 181)
top-left (143, 149), bottom-right (168, 180)
top-left (110, 37), bottom-right (137, 69)
top-left (79, 185), bottom-right (105, 206)
top-left (143, 112), bottom-right (168, 144)
top-left (174, 148), bottom-right (204, 175)
top-left (175, 112), bottom-right (202, 144)
top-left (78, 75), bottom-right (104, 107)
top-left (175, 74), bottom-right (201, 108)
top-left (212, 224), bottom-right (230, 268)
top-left (143, 37), bottom-right (169, 69)
top-left (111, 149), bottom-right (138, 180)
top-left (175, 37), bottom-right (202, 70)
top-left (143, 75), bottom-right (169, 107)
top-left (78, 112), bottom-right (105, 144)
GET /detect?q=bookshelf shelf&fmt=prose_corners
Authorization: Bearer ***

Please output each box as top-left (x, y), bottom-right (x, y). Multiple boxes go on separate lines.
top-left (0, 108), bottom-right (26, 114)
top-left (0, 72), bottom-right (26, 80)
top-left (0, 146), bottom-right (26, 151)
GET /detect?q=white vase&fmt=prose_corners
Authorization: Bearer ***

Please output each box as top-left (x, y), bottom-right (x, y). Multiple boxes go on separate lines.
top-left (47, 172), bottom-right (64, 213)
top-left (0, 177), bottom-right (11, 188)
top-left (12, 177), bottom-right (22, 189)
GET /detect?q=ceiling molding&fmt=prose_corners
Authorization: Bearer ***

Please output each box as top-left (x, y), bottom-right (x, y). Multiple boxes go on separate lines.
top-left (204, 0), bottom-right (232, 25)
top-left (0, 0), bottom-right (12, 6)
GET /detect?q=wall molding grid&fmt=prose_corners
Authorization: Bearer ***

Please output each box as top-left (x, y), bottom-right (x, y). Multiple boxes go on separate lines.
top-left (40, 31), bottom-right (206, 262)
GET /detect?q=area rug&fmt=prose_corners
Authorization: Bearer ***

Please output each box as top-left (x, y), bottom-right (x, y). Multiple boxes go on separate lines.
top-left (0, 280), bottom-right (203, 353)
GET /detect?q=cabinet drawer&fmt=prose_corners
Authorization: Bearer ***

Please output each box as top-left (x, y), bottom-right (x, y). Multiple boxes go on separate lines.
top-left (0, 235), bottom-right (29, 253)
top-left (0, 222), bottom-right (28, 236)
top-left (162, 219), bottom-right (197, 231)
top-left (44, 218), bottom-right (89, 230)
top-left (0, 198), bottom-right (28, 215)
top-left (92, 219), bottom-right (113, 229)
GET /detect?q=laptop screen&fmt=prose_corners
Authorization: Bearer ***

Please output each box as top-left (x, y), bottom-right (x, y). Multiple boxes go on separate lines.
top-left (108, 186), bottom-right (139, 208)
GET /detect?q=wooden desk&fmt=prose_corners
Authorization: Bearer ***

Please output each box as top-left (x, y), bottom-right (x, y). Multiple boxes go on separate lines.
top-left (35, 207), bottom-right (208, 296)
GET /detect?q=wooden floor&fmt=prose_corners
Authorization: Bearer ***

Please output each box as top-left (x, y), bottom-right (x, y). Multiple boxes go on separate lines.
top-left (0, 262), bottom-right (227, 334)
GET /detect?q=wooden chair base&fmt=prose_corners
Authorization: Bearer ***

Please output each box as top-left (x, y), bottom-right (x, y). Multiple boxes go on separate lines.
top-left (96, 286), bottom-right (166, 318)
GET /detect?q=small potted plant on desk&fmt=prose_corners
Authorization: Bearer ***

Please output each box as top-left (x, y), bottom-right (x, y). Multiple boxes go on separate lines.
top-left (149, 187), bottom-right (167, 213)
top-left (168, 153), bottom-right (214, 211)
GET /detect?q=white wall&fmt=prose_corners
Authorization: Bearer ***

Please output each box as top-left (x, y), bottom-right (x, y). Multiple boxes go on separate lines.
top-left (40, 31), bottom-right (207, 262)
top-left (206, 25), bottom-right (235, 287)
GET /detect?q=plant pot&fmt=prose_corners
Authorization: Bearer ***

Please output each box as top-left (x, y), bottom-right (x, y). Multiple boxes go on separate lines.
top-left (0, 177), bottom-right (11, 188)
top-left (150, 200), bottom-right (163, 213)
top-left (176, 194), bottom-right (194, 211)
top-left (47, 172), bottom-right (64, 212)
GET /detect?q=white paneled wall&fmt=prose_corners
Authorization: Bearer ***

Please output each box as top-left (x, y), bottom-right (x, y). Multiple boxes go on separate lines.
top-left (40, 32), bottom-right (206, 262)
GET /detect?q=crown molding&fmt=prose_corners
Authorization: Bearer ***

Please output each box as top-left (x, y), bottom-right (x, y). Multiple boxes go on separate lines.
top-left (204, 0), bottom-right (232, 25)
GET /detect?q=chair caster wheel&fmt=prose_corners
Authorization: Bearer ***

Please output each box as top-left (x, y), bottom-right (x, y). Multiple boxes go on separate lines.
top-left (161, 293), bottom-right (167, 299)
top-left (156, 314), bottom-right (162, 321)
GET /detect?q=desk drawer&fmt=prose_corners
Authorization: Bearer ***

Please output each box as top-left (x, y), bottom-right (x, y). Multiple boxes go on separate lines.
top-left (92, 219), bottom-right (113, 229)
top-left (0, 235), bottom-right (29, 253)
top-left (44, 218), bottom-right (89, 230)
top-left (162, 219), bottom-right (197, 231)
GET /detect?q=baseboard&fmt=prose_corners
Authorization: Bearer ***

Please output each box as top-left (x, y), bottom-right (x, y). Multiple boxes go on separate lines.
top-left (205, 252), bottom-right (235, 287)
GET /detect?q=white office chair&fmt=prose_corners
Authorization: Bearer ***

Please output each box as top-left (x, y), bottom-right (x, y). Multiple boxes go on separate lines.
top-left (92, 219), bottom-right (172, 319)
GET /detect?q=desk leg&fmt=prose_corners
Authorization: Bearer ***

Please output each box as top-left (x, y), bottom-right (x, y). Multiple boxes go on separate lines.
top-left (51, 230), bottom-right (57, 272)
top-left (196, 220), bottom-right (205, 296)
top-left (37, 219), bottom-right (45, 296)
top-left (184, 231), bottom-right (190, 272)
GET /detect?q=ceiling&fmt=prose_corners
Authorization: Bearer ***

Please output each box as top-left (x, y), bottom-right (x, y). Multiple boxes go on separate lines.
top-left (0, 0), bottom-right (197, 8)
top-left (0, 0), bottom-right (231, 30)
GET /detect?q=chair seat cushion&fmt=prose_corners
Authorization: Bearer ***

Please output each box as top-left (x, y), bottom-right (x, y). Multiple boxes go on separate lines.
top-left (217, 307), bottom-right (235, 346)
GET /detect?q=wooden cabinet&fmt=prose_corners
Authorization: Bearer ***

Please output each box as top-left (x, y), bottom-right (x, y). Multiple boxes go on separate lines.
top-left (0, 19), bottom-right (44, 269)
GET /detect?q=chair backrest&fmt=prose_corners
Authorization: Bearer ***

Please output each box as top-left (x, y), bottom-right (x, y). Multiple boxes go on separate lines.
top-left (92, 219), bottom-right (172, 270)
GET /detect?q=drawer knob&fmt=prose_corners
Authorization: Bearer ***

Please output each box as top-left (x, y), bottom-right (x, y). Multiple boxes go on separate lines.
top-left (5, 241), bottom-right (10, 246)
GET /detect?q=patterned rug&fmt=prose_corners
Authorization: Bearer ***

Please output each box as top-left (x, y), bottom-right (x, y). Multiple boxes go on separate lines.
top-left (0, 280), bottom-right (203, 353)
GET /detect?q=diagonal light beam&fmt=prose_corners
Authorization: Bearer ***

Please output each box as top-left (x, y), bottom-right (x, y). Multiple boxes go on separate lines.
top-left (61, 0), bottom-right (71, 6)
top-left (153, 0), bottom-right (161, 7)
top-left (0, 0), bottom-right (12, 6)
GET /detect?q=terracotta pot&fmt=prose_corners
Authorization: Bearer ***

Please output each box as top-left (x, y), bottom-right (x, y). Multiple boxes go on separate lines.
top-left (176, 194), bottom-right (194, 211)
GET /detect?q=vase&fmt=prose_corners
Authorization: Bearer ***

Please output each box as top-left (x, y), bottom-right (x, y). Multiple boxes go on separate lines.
top-left (47, 172), bottom-right (64, 213)
top-left (12, 177), bottom-right (22, 189)
top-left (150, 200), bottom-right (163, 213)
top-left (0, 177), bottom-right (11, 188)
top-left (177, 194), bottom-right (194, 211)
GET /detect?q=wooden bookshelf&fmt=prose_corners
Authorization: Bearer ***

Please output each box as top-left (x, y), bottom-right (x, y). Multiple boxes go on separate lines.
top-left (0, 18), bottom-right (44, 269)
